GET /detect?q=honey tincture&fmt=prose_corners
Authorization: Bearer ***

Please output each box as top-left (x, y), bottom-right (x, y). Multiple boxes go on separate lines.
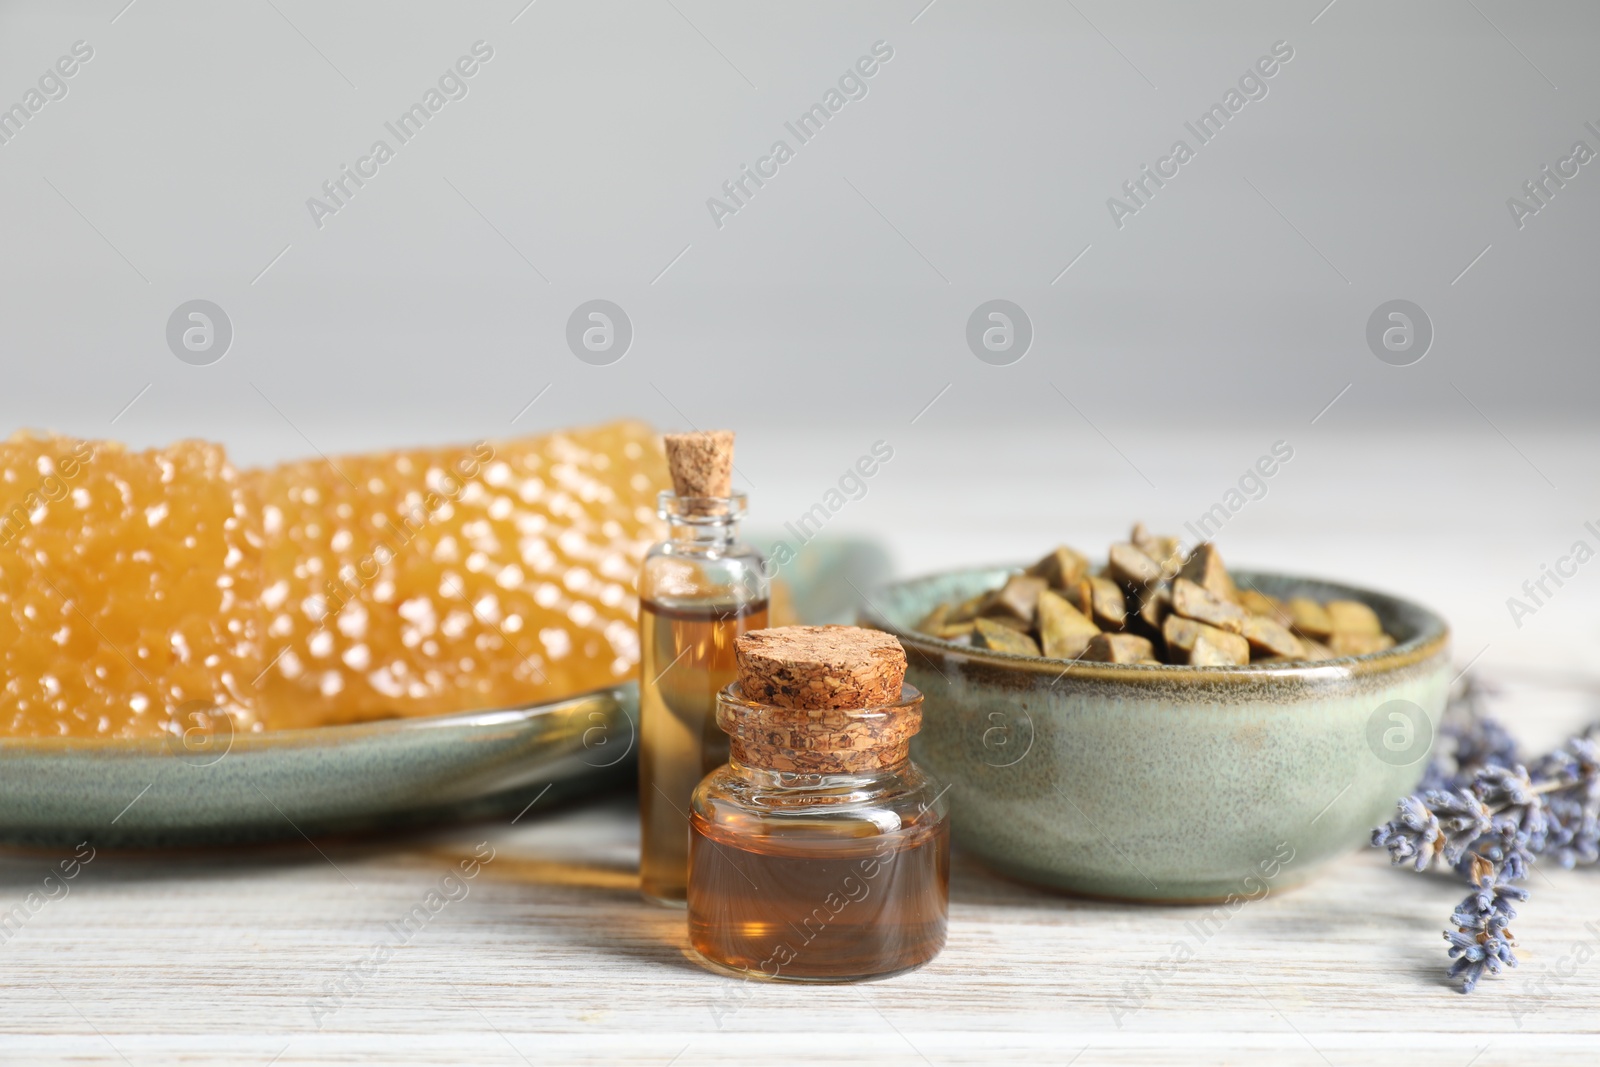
top-left (687, 626), bottom-right (951, 981)
top-left (637, 431), bottom-right (768, 905)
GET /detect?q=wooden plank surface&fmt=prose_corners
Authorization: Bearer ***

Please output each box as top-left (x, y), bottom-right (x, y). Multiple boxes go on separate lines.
top-left (2, 425), bottom-right (1596, 1065)
top-left (0, 676), bottom-right (1596, 1066)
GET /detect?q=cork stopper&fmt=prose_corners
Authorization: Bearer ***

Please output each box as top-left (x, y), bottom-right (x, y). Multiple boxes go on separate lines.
top-left (663, 430), bottom-right (734, 501)
top-left (720, 625), bottom-right (919, 774)
top-left (736, 626), bottom-right (906, 709)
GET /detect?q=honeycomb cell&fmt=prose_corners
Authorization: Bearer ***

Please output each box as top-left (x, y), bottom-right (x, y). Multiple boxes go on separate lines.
top-left (0, 433), bottom-right (263, 739)
top-left (252, 420), bottom-right (668, 727)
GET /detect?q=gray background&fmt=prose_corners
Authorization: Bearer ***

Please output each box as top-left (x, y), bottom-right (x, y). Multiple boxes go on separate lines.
top-left (1, 0), bottom-right (1596, 668)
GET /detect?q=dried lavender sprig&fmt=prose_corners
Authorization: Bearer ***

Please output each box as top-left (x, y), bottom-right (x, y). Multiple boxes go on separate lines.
top-left (1531, 730), bottom-right (1600, 870)
top-left (1371, 675), bottom-right (1600, 993)
top-left (1444, 859), bottom-right (1525, 994)
top-left (1371, 789), bottom-right (1492, 872)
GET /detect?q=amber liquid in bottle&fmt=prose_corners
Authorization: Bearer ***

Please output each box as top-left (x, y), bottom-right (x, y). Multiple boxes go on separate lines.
top-left (687, 816), bottom-right (949, 981)
top-left (638, 598), bottom-right (768, 904)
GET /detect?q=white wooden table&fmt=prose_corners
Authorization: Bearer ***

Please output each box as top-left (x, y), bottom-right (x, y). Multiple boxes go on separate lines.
top-left (3, 425), bottom-right (1596, 1065)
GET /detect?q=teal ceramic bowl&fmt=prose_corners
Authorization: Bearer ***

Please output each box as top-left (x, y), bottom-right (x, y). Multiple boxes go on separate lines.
top-left (861, 567), bottom-right (1451, 902)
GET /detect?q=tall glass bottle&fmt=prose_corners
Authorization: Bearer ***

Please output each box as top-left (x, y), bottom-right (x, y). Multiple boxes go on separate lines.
top-left (637, 490), bottom-right (768, 904)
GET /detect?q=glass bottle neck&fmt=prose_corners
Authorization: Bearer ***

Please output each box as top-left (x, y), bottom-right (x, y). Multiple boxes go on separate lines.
top-left (666, 514), bottom-right (742, 547)
top-left (658, 491), bottom-right (748, 549)
top-left (724, 756), bottom-right (911, 794)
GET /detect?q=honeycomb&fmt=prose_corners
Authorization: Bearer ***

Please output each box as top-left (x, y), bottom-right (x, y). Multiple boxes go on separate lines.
top-left (0, 433), bottom-right (262, 739)
top-left (252, 420), bottom-right (668, 727)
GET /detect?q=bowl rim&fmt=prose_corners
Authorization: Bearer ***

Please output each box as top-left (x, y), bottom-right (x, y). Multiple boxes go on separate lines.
top-left (860, 564), bottom-right (1451, 686)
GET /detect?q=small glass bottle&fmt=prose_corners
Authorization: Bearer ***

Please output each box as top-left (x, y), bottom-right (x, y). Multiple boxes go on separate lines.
top-left (687, 628), bottom-right (950, 982)
top-left (638, 432), bottom-right (768, 905)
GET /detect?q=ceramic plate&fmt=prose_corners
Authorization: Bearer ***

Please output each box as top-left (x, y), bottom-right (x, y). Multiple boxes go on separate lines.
top-left (0, 685), bottom-right (638, 847)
